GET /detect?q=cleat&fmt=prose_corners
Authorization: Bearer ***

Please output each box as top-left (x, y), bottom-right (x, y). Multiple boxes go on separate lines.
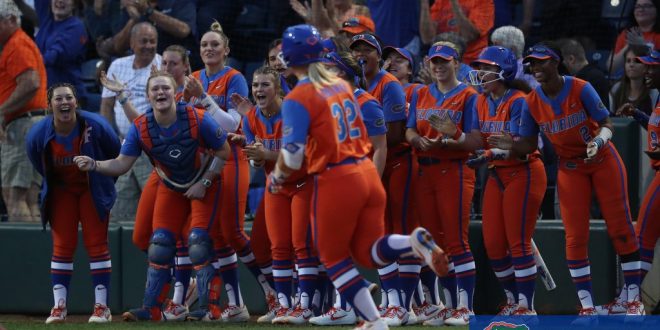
top-left (271, 306), bottom-right (292, 324)
top-left (122, 307), bottom-right (157, 322)
top-left (382, 306), bottom-right (408, 326)
top-left (578, 307), bottom-right (598, 316)
top-left (497, 303), bottom-right (518, 316)
top-left (422, 307), bottom-right (452, 326)
top-left (221, 304), bottom-right (250, 322)
top-left (310, 307), bottom-right (358, 325)
top-left (626, 300), bottom-right (645, 316)
top-left (162, 300), bottom-right (188, 321)
top-left (287, 306), bottom-right (314, 324)
top-left (184, 277), bottom-right (198, 308)
top-left (407, 309), bottom-right (418, 325)
top-left (512, 307), bottom-right (537, 315)
top-left (45, 305), bottom-right (67, 324)
top-left (595, 299), bottom-right (627, 315)
top-left (257, 292), bottom-right (279, 323)
top-left (413, 302), bottom-right (440, 323)
top-left (571, 307), bottom-right (599, 327)
top-left (443, 307), bottom-right (474, 326)
top-left (410, 227), bottom-right (449, 276)
top-left (511, 308), bottom-right (539, 326)
top-left (354, 318), bottom-right (389, 330)
top-left (88, 303), bottom-right (112, 323)
top-left (378, 305), bottom-right (388, 317)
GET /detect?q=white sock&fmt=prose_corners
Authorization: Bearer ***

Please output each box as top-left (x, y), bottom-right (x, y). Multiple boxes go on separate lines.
top-left (577, 289), bottom-right (594, 309)
top-left (53, 284), bottom-right (67, 308)
top-left (627, 284), bottom-right (639, 303)
top-left (94, 284), bottom-right (107, 306)
top-left (387, 289), bottom-right (401, 307)
top-left (300, 292), bottom-right (310, 309)
top-left (351, 287), bottom-right (380, 322)
top-left (172, 281), bottom-right (184, 305)
top-left (504, 289), bottom-right (516, 305)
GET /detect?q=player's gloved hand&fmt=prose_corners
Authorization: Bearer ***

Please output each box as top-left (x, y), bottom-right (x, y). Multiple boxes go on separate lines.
top-left (466, 150), bottom-right (492, 168)
top-left (267, 172), bottom-right (284, 194)
top-left (586, 137), bottom-right (605, 160)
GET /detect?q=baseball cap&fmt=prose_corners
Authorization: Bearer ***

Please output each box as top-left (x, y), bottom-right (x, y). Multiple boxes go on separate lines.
top-left (341, 16), bottom-right (376, 35)
top-left (350, 33), bottom-right (382, 56)
top-left (323, 52), bottom-right (358, 78)
top-left (427, 44), bottom-right (459, 61)
top-left (383, 46), bottom-right (415, 71)
top-left (637, 49), bottom-right (660, 65)
top-left (321, 38), bottom-right (337, 53)
top-left (523, 44), bottom-right (560, 63)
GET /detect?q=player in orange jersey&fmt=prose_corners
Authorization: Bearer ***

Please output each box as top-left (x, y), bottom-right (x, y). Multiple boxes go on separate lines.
top-left (489, 43), bottom-right (644, 317)
top-left (463, 46), bottom-right (545, 316)
top-left (74, 72), bottom-right (230, 322)
top-left (272, 24), bottom-right (448, 329)
top-left (27, 83), bottom-right (121, 324)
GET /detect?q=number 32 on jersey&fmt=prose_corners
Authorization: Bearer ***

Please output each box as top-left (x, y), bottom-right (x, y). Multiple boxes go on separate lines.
top-left (331, 99), bottom-right (362, 142)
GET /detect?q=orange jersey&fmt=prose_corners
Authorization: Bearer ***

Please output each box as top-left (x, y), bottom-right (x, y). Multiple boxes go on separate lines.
top-left (475, 89), bottom-right (540, 167)
top-left (49, 129), bottom-right (87, 191)
top-left (518, 76), bottom-right (611, 159)
top-left (243, 105), bottom-right (307, 182)
top-left (430, 0), bottom-right (494, 64)
top-left (0, 29), bottom-right (47, 122)
top-left (615, 29), bottom-right (660, 54)
top-left (282, 78), bottom-right (371, 174)
top-left (407, 82), bottom-right (478, 160)
top-left (404, 83), bottom-right (424, 106)
top-left (649, 100), bottom-right (660, 169)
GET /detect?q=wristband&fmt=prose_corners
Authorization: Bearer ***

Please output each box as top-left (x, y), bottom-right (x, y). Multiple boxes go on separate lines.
top-left (451, 127), bottom-right (463, 140)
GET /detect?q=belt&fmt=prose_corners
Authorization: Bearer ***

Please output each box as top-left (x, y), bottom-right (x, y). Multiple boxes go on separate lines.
top-left (11, 110), bottom-right (46, 122)
top-left (326, 156), bottom-right (366, 169)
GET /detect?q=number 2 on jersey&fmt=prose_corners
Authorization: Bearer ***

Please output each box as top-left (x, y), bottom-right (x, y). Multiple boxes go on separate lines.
top-left (331, 99), bottom-right (361, 142)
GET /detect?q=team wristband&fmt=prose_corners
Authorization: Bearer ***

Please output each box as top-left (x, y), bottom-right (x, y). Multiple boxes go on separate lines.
top-left (452, 128), bottom-right (463, 141)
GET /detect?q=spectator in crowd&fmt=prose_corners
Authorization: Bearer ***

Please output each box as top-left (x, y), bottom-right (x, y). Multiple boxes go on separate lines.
top-left (290, 0), bottom-right (369, 37)
top-left (14, 0), bottom-right (38, 38)
top-left (560, 38), bottom-right (611, 109)
top-left (103, 0), bottom-right (198, 69)
top-left (100, 21), bottom-right (160, 222)
top-left (26, 83), bottom-right (120, 324)
top-left (490, 25), bottom-right (539, 89)
top-left (608, 0), bottom-right (660, 74)
top-left (0, 0), bottom-right (46, 222)
top-left (366, 0), bottom-right (421, 55)
top-left (86, 0), bottom-right (125, 60)
top-left (34, 0), bottom-right (89, 106)
top-left (338, 15), bottom-right (375, 38)
top-left (611, 47), bottom-right (657, 117)
top-left (492, 0), bottom-right (535, 36)
top-left (419, 0), bottom-right (494, 64)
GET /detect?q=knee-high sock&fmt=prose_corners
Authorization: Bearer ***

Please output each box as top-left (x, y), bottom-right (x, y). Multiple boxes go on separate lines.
top-left (453, 252), bottom-right (476, 310)
top-left (398, 257), bottom-right (421, 310)
top-left (173, 249), bottom-right (193, 305)
top-left (621, 252), bottom-right (642, 303)
top-left (512, 255), bottom-right (536, 310)
top-left (272, 259), bottom-right (293, 308)
top-left (438, 261), bottom-right (457, 309)
top-left (297, 257), bottom-right (319, 309)
top-left (215, 248), bottom-right (243, 306)
top-left (420, 264), bottom-right (442, 306)
top-left (237, 244), bottom-right (273, 295)
top-left (51, 255), bottom-right (73, 307)
top-left (567, 259), bottom-right (593, 308)
top-left (377, 263), bottom-right (402, 307)
top-left (89, 253), bottom-right (112, 306)
top-left (489, 255), bottom-right (517, 305)
top-left (327, 258), bottom-right (378, 322)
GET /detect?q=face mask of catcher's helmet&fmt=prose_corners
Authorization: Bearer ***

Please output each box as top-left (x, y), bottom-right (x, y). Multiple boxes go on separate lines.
top-left (467, 46), bottom-right (518, 87)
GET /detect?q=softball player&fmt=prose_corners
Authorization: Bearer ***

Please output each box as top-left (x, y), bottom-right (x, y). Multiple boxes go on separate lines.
top-left (232, 66), bottom-right (320, 324)
top-left (467, 46), bottom-right (546, 316)
top-left (273, 24), bottom-right (447, 329)
top-left (350, 33), bottom-right (416, 326)
top-left (74, 72), bottom-right (230, 322)
top-left (27, 83), bottom-right (121, 324)
top-left (188, 22), bottom-right (258, 321)
top-left (406, 44), bottom-right (482, 326)
top-left (489, 43), bottom-right (644, 316)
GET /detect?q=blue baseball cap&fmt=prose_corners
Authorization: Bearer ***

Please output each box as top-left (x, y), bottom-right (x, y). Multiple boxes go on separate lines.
top-left (321, 38), bottom-right (337, 53)
top-left (427, 44), bottom-right (459, 61)
top-left (323, 52), bottom-right (359, 78)
top-left (637, 49), bottom-right (660, 65)
top-left (350, 33), bottom-right (382, 56)
top-left (523, 44), bottom-right (560, 63)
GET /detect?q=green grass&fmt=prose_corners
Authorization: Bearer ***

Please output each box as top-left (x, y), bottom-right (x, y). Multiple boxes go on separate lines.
top-left (0, 315), bottom-right (469, 330)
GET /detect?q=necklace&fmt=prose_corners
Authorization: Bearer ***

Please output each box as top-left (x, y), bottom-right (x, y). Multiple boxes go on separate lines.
top-left (492, 89), bottom-right (511, 113)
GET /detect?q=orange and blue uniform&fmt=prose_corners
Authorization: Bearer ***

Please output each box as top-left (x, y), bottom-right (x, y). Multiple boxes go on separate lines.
top-left (636, 100), bottom-right (660, 277)
top-left (518, 76), bottom-right (640, 307)
top-left (121, 104), bottom-right (227, 318)
top-left (243, 105), bottom-right (318, 309)
top-left (407, 82), bottom-right (478, 310)
top-left (191, 67), bottom-right (254, 307)
top-left (282, 77), bottom-right (413, 319)
top-left (476, 90), bottom-right (546, 310)
top-left (27, 111), bottom-right (120, 315)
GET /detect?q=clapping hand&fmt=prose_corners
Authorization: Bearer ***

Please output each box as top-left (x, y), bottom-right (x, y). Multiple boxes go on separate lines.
top-left (627, 27), bottom-right (646, 47)
top-left (230, 93), bottom-right (253, 116)
top-left (100, 71), bottom-right (127, 94)
top-left (428, 113), bottom-right (457, 136)
top-left (487, 132), bottom-right (514, 150)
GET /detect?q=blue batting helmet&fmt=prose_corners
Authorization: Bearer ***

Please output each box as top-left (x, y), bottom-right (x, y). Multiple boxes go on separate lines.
top-left (472, 46), bottom-right (518, 82)
top-left (281, 24), bottom-right (324, 66)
